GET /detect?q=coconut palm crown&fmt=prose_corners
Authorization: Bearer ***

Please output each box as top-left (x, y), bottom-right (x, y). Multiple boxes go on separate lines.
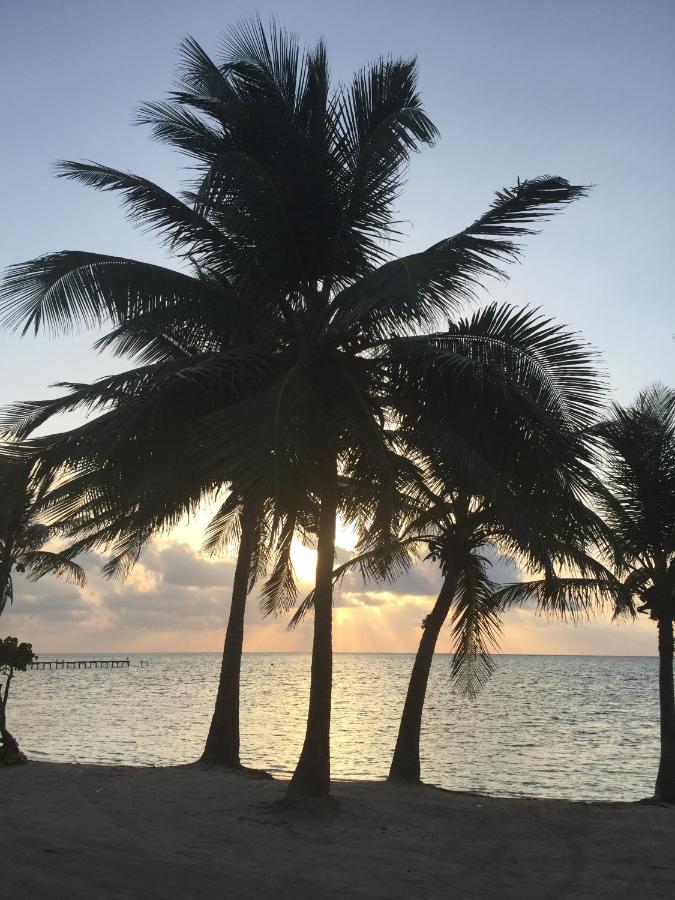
top-left (494, 385), bottom-right (675, 801)
top-left (591, 385), bottom-right (675, 801)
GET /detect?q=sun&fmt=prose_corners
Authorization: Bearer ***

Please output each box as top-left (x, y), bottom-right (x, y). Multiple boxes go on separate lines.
top-left (290, 542), bottom-right (317, 584)
top-left (290, 519), bottom-right (358, 585)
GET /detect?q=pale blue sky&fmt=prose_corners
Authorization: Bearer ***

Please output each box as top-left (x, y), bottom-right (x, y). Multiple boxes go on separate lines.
top-left (1, 0), bottom-right (673, 653)
top-left (1, 0), bottom-right (673, 407)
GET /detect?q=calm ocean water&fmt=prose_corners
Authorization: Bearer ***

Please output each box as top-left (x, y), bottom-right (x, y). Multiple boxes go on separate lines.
top-left (8, 653), bottom-right (659, 801)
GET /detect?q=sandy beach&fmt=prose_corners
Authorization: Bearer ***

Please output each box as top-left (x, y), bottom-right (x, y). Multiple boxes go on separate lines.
top-left (2, 762), bottom-right (673, 899)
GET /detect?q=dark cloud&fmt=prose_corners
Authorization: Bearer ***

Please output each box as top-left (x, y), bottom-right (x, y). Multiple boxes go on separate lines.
top-left (6, 576), bottom-right (89, 624)
top-left (104, 585), bottom-right (225, 629)
top-left (1, 542), bottom-right (239, 638)
top-left (154, 544), bottom-right (235, 590)
top-left (336, 550), bottom-right (441, 598)
top-left (334, 543), bottom-right (520, 604)
top-left (11, 535), bottom-right (651, 657)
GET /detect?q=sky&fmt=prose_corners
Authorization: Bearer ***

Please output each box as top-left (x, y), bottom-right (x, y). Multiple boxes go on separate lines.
top-left (1, 0), bottom-right (673, 654)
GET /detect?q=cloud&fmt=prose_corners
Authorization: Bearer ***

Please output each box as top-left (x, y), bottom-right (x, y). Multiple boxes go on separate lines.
top-left (484, 550), bottom-right (520, 584)
top-left (335, 542), bottom-right (519, 603)
top-left (1, 542), bottom-right (238, 646)
top-left (151, 544), bottom-right (235, 590)
top-left (6, 580), bottom-right (90, 623)
top-left (0, 536), bottom-right (660, 657)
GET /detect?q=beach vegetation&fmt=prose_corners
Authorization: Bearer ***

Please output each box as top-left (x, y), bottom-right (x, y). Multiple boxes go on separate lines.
top-left (0, 635), bottom-right (36, 763)
top-left (0, 457), bottom-right (85, 617)
top-left (492, 385), bottom-right (675, 802)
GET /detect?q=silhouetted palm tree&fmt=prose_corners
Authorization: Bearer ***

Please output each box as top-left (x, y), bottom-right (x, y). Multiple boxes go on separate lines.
top-left (385, 490), bottom-right (607, 784)
top-left (0, 20), bottom-right (588, 797)
top-left (293, 303), bottom-right (606, 783)
top-left (0, 346), bottom-right (279, 770)
top-left (0, 457), bottom-right (85, 616)
top-left (495, 385), bottom-right (675, 802)
top-left (599, 387), bottom-right (675, 801)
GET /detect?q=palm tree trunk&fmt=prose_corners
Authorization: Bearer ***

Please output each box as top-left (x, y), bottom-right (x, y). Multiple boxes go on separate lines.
top-left (388, 570), bottom-right (458, 783)
top-left (0, 684), bottom-right (8, 742)
top-left (0, 669), bottom-right (19, 758)
top-left (286, 447), bottom-right (338, 799)
top-left (200, 503), bottom-right (258, 767)
top-left (655, 616), bottom-right (675, 802)
top-left (0, 562), bottom-right (11, 616)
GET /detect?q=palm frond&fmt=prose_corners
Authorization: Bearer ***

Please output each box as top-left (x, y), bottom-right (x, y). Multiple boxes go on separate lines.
top-left (330, 177), bottom-right (588, 341)
top-left (491, 572), bottom-right (631, 622)
top-left (449, 554), bottom-right (502, 699)
top-left (0, 252), bottom-right (239, 336)
top-left (594, 384), bottom-right (675, 565)
top-left (259, 513), bottom-right (298, 617)
top-left (19, 550), bottom-right (86, 587)
top-left (0, 574), bottom-right (13, 616)
top-left (202, 493), bottom-right (242, 557)
top-left (135, 100), bottom-right (225, 159)
top-left (55, 161), bottom-right (231, 265)
top-left (332, 56), bottom-right (438, 267)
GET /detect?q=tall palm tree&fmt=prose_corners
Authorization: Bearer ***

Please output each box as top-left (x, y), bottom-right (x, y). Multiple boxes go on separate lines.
top-left (495, 385), bottom-right (675, 802)
top-left (0, 347), bottom-right (278, 770)
top-left (0, 20), bottom-right (589, 797)
top-left (600, 386), bottom-right (675, 802)
top-left (292, 303), bottom-right (606, 784)
top-left (0, 457), bottom-right (85, 616)
top-left (385, 305), bottom-right (608, 783)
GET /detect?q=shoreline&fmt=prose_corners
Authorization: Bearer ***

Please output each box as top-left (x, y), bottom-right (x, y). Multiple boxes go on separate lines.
top-left (10, 752), bottom-right (655, 805)
top-left (2, 762), bottom-right (673, 898)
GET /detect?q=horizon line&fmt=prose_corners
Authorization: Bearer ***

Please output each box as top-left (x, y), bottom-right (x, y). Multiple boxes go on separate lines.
top-left (29, 650), bottom-right (659, 658)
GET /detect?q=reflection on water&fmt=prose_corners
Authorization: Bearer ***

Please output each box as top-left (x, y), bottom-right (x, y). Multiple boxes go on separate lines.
top-left (10, 653), bottom-right (658, 801)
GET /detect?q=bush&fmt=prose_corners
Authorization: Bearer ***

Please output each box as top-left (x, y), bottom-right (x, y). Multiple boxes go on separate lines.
top-left (0, 636), bottom-right (36, 764)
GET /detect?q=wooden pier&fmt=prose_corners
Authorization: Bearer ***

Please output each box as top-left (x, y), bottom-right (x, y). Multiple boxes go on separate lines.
top-left (28, 659), bottom-right (130, 670)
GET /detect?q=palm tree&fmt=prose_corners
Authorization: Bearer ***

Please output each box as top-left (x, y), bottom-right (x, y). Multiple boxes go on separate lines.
top-left (495, 386), bottom-right (675, 802)
top-left (0, 349), bottom-right (276, 770)
top-left (601, 386), bottom-right (675, 802)
top-left (292, 303), bottom-right (606, 784)
top-left (0, 457), bottom-right (85, 616)
top-left (385, 486), bottom-right (607, 784)
top-left (386, 305), bottom-right (608, 783)
top-left (0, 346), bottom-right (325, 773)
top-left (0, 20), bottom-right (589, 797)
top-left (200, 499), bottom-right (261, 766)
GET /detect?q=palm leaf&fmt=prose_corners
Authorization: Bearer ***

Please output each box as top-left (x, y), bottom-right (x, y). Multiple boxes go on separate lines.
top-left (330, 177), bottom-right (588, 341)
top-left (449, 553), bottom-right (502, 699)
top-left (55, 161), bottom-right (231, 265)
top-left (19, 550), bottom-right (86, 587)
top-left (0, 252), bottom-right (239, 336)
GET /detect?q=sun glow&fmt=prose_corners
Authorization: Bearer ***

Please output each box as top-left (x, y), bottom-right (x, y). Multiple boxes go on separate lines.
top-left (290, 542), bottom-right (318, 584)
top-left (335, 519), bottom-right (358, 552)
top-left (289, 517), bottom-right (359, 585)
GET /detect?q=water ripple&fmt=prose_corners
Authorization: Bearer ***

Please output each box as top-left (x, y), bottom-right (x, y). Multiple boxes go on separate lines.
top-left (9, 652), bottom-right (659, 801)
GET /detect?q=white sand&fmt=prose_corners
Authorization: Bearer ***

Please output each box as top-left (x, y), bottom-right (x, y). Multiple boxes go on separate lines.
top-left (2, 762), bottom-right (674, 898)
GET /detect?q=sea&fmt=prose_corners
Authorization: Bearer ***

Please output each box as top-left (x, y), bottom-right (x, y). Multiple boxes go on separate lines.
top-left (7, 653), bottom-right (659, 802)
